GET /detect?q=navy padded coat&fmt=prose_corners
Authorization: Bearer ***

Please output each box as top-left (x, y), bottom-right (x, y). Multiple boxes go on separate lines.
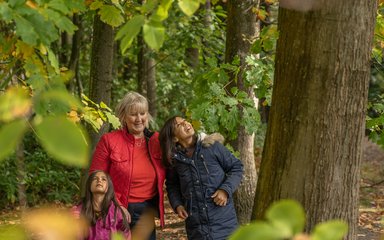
top-left (166, 136), bottom-right (243, 240)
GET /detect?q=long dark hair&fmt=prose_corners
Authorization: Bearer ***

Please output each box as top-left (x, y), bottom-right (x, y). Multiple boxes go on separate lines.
top-left (82, 170), bottom-right (129, 229)
top-left (159, 116), bottom-right (178, 167)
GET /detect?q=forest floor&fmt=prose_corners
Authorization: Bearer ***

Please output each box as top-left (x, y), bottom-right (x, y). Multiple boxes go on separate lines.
top-left (0, 138), bottom-right (383, 239)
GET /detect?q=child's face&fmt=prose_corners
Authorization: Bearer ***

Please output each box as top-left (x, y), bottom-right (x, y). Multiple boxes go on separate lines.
top-left (90, 172), bottom-right (108, 194)
top-left (173, 117), bottom-right (195, 141)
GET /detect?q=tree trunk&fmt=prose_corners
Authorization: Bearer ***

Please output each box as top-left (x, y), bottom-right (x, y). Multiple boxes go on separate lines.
top-left (16, 141), bottom-right (26, 208)
top-left (82, 14), bottom-right (114, 195)
top-left (88, 14), bottom-right (114, 145)
top-left (225, 0), bottom-right (259, 224)
top-left (67, 14), bottom-right (83, 97)
top-left (137, 33), bottom-right (157, 118)
top-left (252, 1), bottom-right (377, 239)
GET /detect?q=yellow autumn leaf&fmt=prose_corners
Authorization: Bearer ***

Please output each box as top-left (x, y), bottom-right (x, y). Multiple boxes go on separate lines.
top-left (67, 110), bottom-right (80, 123)
top-left (0, 87), bottom-right (32, 122)
top-left (15, 41), bottom-right (34, 59)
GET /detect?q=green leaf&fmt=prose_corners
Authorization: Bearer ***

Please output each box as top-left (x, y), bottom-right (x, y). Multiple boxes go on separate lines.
top-left (265, 199), bottom-right (306, 238)
top-left (311, 220), bottom-right (348, 240)
top-left (0, 120), bottom-right (27, 162)
top-left (36, 89), bottom-right (83, 112)
top-left (153, 0), bottom-right (174, 21)
top-left (0, 3), bottom-right (13, 21)
top-left (14, 15), bottom-right (39, 45)
top-left (105, 112), bottom-right (121, 129)
top-left (99, 5), bottom-right (124, 27)
top-left (143, 20), bottom-right (165, 50)
top-left (9, 0), bottom-right (24, 8)
top-left (90, 0), bottom-right (104, 10)
top-left (141, 0), bottom-right (159, 13)
top-left (35, 116), bottom-right (89, 167)
top-left (178, 0), bottom-right (200, 16)
top-left (47, 0), bottom-right (70, 14)
top-left (47, 47), bottom-right (60, 73)
top-left (116, 15), bottom-right (145, 53)
top-left (229, 221), bottom-right (281, 240)
top-left (45, 9), bottom-right (78, 34)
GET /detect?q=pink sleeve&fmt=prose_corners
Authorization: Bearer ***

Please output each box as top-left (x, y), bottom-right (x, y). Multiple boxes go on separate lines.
top-left (89, 135), bottom-right (110, 174)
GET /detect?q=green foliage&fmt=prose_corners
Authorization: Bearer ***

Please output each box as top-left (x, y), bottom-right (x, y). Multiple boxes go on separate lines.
top-left (229, 200), bottom-right (348, 240)
top-left (189, 58), bottom-right (260, 140)
top-left (0, 120), bottom-right (27, 162)
top-left (0, 0), bottom-right (90, 167)
top-left (115, 15), bottom-right (145, 53)
top-left (0, 134), bottom-right (81, 208)
top-left (113, 0), bottom-right (206, 51)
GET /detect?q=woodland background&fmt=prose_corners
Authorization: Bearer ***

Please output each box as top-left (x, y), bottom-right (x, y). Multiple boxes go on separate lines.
top-left (0, 0), bottom-right (383, 239)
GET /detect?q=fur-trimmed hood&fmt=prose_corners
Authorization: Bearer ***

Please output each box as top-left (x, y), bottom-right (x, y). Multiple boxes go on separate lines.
top-left (199, 132), bottom-right (225, 148)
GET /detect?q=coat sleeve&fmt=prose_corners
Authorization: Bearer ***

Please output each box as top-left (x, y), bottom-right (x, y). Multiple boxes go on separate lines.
top-left (214, 142), bottom-right (244, 195)
top-left (165, 168), bottom-right (183, 212)
top-left (89, 134), bottom-right (111, 173)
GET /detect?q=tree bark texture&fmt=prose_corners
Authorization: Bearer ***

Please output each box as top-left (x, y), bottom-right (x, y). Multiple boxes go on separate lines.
top-left (225, 0), bottom-right (259, 224)
top-left (67, 14), bottom-right (83, 97)
top-left (16, 141), bottom-right (26, 208)
top-left (88, 14), bottom-right (114, 147)
top-left (252, 1), bottom-right (377, 239)
top-left (137, 33), bottom-right (157, 118)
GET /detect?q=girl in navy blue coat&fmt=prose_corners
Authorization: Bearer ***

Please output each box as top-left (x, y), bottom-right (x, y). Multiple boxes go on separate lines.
top-left (159, 116), bottom-right (244, 240)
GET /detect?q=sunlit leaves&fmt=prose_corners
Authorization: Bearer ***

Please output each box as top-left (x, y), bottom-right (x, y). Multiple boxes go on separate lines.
top-left (0, 120), bottom-right (28, 162)
top-left (144, 20), bottom-right (165, 50)
top-left (178, 0), bottom-right (200, 16)
top-left (230, 200), bottom-right (347, 240)
top-left (311, 221), bottom-right (348, 240)
top-left (1, 0), bottom-right (83, 47)
top-left (35, 116), bottom-right (89, 167)
top-left (229, 222), bottom-right (280, 240)
top-left (154, 0), bottom-right (174, 21)
top-left (266, 199), bottom-right (306, 238)
top-left (116, 15), bottom-right (145, 54)
top-left (81, 94), bottom-right (121, 131)
top-left (99, 5), bottom-right (124, 27)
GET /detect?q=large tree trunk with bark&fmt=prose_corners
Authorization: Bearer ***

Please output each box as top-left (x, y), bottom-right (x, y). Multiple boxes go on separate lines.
top-left (137, 33), bottom-right (157, 118)
top-left (252, 1), bottom-right (377, 239)
top-left (225, 0), bottom-right (259, 225)
top-left (88, 15), bottom-right (114, 145)
top-left (82, 15), bottom-right (114, 195)
top-left (67, 14), bottom-right (83, 97)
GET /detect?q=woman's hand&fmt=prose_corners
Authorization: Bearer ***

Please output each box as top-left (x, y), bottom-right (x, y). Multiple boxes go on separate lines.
top-left (211, 189), bottom-right (228, 206)
top-left (121, 206), bottom-right (131, 223)
top-left (176, 205), bottom-right (188, 219)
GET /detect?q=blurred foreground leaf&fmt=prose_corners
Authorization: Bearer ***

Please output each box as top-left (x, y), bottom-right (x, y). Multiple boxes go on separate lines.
top-left (311, 220), bottom-right (348, 240)
top-left (0, 120), bottom-right (27, 162)
top-left (0, 225), bottom-right (27, 240)
top-left (266, 199), bottom-right (306, 238)
top-left (23, 206), bottom-right (88, 240)
top-left (35, 116), bottom-right (89, 167)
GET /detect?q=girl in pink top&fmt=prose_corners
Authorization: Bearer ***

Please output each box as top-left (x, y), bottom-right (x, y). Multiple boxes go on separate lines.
top-left (73, 170), bottom-right (131, 240)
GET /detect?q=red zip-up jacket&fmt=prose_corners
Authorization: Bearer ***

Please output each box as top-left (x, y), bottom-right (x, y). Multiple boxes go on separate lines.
top-left (89, 128), bottom-right (166, 227)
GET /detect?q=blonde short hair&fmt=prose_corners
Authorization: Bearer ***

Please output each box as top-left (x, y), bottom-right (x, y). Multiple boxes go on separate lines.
top-left (115, 92), bottom-right (152, 129)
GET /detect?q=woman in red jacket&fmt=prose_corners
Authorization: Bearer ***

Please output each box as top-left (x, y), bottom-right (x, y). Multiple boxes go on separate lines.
top-left (89, 92), bottom-right (165, 240)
